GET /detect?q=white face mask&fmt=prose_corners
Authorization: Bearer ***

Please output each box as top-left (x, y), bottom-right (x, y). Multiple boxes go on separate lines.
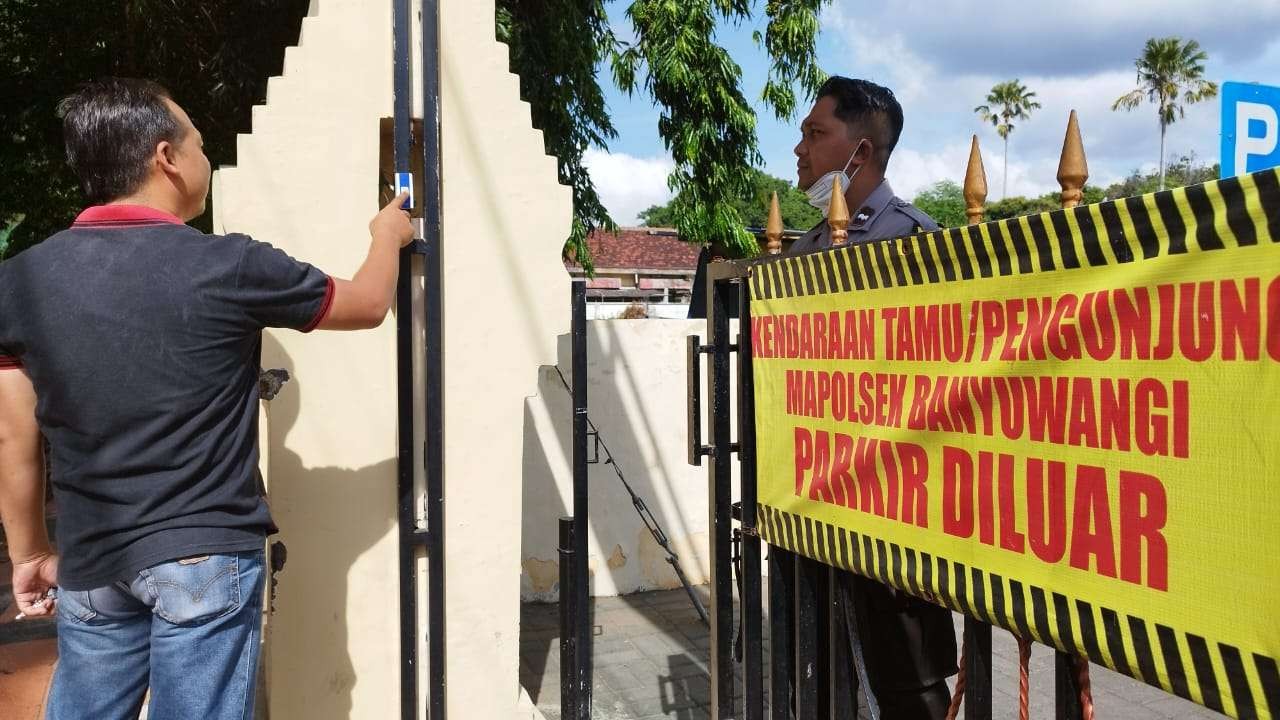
top-left (805, 139), bottom-right (867, 215)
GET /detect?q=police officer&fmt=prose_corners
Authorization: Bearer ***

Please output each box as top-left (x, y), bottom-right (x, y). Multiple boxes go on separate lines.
top-left (791, 76), bottom-right (958, 718)
top-left (793, 76), bottom-right (937, 251)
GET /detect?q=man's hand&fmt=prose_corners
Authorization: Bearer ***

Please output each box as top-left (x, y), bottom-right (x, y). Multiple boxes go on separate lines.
top-left (369, 192), bottom-right (414, 248)
top-left (317, 192), bottom-right (415, 330)
top-left (12, 551), bottom-right (58, 618)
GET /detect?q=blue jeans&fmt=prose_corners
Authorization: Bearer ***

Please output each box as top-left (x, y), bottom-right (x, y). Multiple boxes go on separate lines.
top-left (47, 550), bottom-right (265, 720)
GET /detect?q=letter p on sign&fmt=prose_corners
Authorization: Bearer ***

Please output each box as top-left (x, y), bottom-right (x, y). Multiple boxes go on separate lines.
top-left (1222, 82), bottom-right (1280, 178)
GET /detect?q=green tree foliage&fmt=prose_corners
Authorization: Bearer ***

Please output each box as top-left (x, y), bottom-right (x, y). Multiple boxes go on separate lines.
top-left (607, 0), bottom-right (827, 258)
top-left (984, 186), bottom-right (1105, 221)
top-left (912, 180), bottom-right (1103, 227)
top-left (974, 80), bottom-right (1040, 199)
top-left (638, 169), bottom-right (821, 231)
top-left (1101, 153), bottom-right (1219, 199)
top-left (913, 154), bottom-right (1214, 229)
top-left (0, 0), bottom-right (311, 258)
top-left (496, 0), bottom-right (617, 274)
top-left (756, 0), bottom-right (828, 122)
top-left (497, 0), bottom-right (831, 262)
top-left (2, 0), bottom-right (828, 265)
top-left (1112, 37), bottom-right (1218, 191)
top-left (911, 180), bottom-right (966, 229)
top-left (0, 216), bottom-right (24, 261)
top-left (912, 180), bottom-right (1107, 227)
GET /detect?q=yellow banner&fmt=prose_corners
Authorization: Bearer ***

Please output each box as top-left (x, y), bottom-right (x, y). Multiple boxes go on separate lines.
top-left (749, 170), bottom-right (1280, 719)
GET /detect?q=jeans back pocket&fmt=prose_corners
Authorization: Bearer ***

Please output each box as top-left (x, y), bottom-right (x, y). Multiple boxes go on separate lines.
top-left (145, 554), bottom-right (241, 625)
top-left (55, 589), bottom-right (98, 624)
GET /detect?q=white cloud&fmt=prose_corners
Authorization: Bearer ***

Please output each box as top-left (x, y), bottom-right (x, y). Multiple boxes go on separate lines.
top-left (600, 0), bottom-right (1270, 216)
top-left (887, 143), bottom-right (971, 200)
top-left (803, 7), bottom-right (1239, 202)
top-left (960, 70), bottom-right (1221, 195)
top-left (823, 0), bottom-right (1280, 77)
top-left (582, 148), bottom-right (674, 226)
top-left (889, 141), bottom-right (1060, 203)
top-left (839, 29), bottom-right (938, 106)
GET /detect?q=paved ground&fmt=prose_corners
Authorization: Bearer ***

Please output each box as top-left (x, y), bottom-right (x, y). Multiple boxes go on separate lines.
top-left (520, 587), bottom-right (1224, 720)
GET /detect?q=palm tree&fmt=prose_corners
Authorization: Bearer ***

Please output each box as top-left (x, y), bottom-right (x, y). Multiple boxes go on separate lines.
top-left (975, 80), bottom-right (1041, 199)
top-left (1112, 37), bottom-right (1219, 191)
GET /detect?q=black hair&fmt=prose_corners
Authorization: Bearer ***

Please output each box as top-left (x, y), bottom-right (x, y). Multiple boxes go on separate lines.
top-left (815, 76), bottom-right (904, 170)
top-left (57, 78), bottom-right (185, 204)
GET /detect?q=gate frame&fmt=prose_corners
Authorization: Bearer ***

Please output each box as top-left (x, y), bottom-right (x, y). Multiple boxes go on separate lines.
top-left (393, 0), bottom-right (446, 717)
top-left (696, 256), bottom-right (1091, 720)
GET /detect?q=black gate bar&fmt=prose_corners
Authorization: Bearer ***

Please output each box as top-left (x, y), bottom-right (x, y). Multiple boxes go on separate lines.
top-left (736, 278), bottom-right (764, 719)
top-left (422, 237), bottom-right (446, 720)
top-left (707, 270), bottom-right (739, 719)
top-left (558, 517), bottom-right (579, 715)
top-left (769, 547), bottom-right (796, 720)
top-left (573, 280), bottom-right (593, 718)
top-left (1056, 651), bottom-right (1085, 719)
top-left (560, 281), bottom-right (593, 718)
top-left (829, 574), bottom-right (858, 720)
top-left (392, 0), bottom-right (420, 717)
top-left (422, 0), bottom-right (447, 716)
top-left (965, 617), bottom-right (993, 719)
top-left (794, 556), bottom-right (831, 718)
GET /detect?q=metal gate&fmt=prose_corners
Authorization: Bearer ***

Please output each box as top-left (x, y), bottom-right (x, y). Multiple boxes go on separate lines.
top-left (392, 0), bottom-right (446, 718)
top-left (690, 259), bottom-right (1095, 720)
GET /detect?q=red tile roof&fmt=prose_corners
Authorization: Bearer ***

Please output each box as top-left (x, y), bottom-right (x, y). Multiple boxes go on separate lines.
top-left (566, 228), bottom-right (701, 271)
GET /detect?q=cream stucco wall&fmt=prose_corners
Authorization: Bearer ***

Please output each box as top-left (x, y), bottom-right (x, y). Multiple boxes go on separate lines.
top-left (213, 0), bottom-right (569, 717)
top-left (522, 319), bottom-right (738, 601)
top-left (435, 0), bottom-right (570, 717)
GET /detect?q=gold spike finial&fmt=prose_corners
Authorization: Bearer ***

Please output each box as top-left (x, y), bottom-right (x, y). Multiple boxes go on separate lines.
top-left (1058, 110), bottom-right (1089, 209)
top-left (963, 134), bottom-right (988, 225)
top-left (827, 175), bottom-right (850, 246)
top-left (766, 191), bottom-right (784, 255)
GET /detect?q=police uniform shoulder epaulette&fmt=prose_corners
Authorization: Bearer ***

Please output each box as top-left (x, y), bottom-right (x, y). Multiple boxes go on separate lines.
top-left (890, 199), bottom-right (938, 232)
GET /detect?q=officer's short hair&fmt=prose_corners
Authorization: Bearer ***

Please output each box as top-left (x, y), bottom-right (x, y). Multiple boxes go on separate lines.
top-left (58, 78), bottom-right (184, 205)
top-left (816, 77), bottom-right (904, 171)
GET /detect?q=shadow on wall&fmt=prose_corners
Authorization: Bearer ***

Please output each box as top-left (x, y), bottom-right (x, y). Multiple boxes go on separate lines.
top-left (259, 333), bottom-right (396, 720)
top-left (520, 393), bottom-right (570, 600)
top-left (520, 318), bottom-right (731, 704)
top-left (521, 320), bottom-right (713, 598)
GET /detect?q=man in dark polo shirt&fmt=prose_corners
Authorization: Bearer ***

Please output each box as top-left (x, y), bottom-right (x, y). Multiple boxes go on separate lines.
top-left (0, 78), bottom-right (412, 719)
top-left (791, 77), bottom-right (957, 719)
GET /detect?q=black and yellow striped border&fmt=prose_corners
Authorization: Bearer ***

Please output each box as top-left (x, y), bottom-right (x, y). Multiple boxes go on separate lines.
top-left (749, 169), bottom-right (1280, 301)
top-left (759, 504), bottom-right (1279, 719)
top-left (749, 170), bottom-right (1280, 718)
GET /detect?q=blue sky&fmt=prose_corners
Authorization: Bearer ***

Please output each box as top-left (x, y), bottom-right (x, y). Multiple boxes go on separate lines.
top-left (582, 0), bottom-right (1280, 225)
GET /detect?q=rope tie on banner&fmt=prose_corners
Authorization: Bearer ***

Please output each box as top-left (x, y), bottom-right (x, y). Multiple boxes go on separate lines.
top-left (945, 639), bottom-right (967, 720)
top-left (1077, 654), bottom-right (1096, 720)
top-left (1018, 635), bottom-right (1032, 720)
top-left (945, 631), bottom-right (1036, 720)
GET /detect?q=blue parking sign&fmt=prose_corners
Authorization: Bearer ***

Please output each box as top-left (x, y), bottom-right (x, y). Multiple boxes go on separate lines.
top-left (1221, 82), bottom-right (1280, 178)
